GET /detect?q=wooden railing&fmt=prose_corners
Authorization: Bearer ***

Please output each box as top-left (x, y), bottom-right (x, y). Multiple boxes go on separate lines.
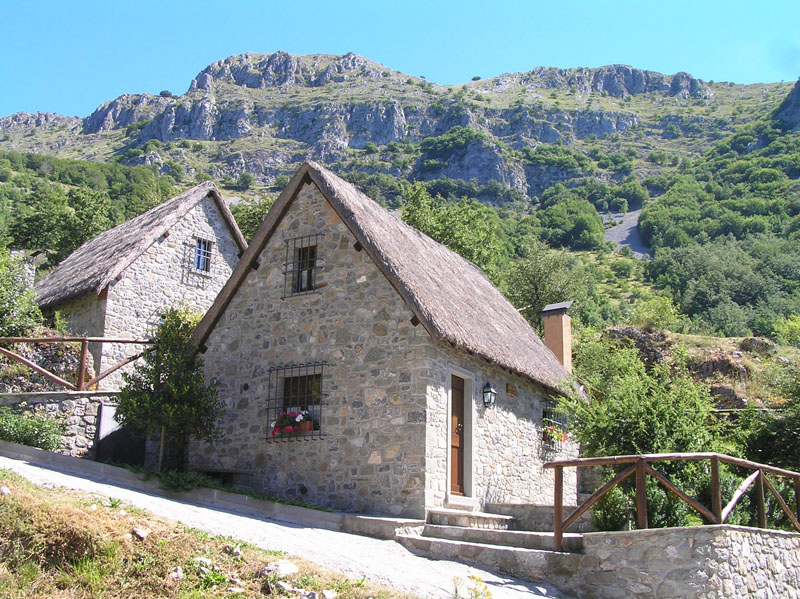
top-left (0, 336), bottom-right (153, 391)
top-left (544, 453), bottom-right (800, 551)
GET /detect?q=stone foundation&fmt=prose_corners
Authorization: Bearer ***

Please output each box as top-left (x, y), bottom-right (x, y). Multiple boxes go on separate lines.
top-left (550, 525), bottom-right (800, 599)
top-left (0, 392), bottom-right (116, 458)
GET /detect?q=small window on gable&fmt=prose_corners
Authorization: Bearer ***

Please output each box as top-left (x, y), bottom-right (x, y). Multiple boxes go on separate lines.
top-left (283, 234), bottom-right (323, 298)
top-left (267, 362), bottom-right (326, 441)
top-left (193, 238), bottom-right (213, 272)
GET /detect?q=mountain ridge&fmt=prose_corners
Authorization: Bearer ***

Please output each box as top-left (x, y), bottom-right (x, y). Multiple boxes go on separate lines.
top-left (0, 51), bottom-right (796, 201)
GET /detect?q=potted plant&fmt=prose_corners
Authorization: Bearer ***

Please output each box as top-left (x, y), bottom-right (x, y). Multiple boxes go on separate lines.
top-left (270, 410), bottom-right (313, 437)
top-left (542, 424), bottom-right (569, 444)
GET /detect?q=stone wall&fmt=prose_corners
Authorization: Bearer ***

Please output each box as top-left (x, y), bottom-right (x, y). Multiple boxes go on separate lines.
top-left (544, 525), bottom-right (800, 599)
top-left (425, 341), bottom-right (578, 509)
top-left (82, 195), bottom-right (240, 388)
top-left (52, 291), bottom-right (108, 377)
top-left (192, 182), bottom-right (433, 517)
top-left (0, 391), bottom-right (116, 458)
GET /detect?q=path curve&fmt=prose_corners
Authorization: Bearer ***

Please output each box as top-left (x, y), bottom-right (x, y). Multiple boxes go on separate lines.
top-left (603, 209), bottom-right (651, 258)
top-left (0, 456), bottom-right (569, 599)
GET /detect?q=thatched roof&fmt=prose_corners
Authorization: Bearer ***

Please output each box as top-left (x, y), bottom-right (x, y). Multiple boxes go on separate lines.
top-left (35, 182), bottom-right (247, 309)
top-left (193, 162), bottom-right (571, 393)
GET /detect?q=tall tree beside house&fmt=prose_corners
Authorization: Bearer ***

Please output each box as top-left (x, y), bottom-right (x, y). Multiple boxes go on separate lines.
top-left (401, 182), bottom-right (509, 283)
top-left (0, 248), bottom-right (42, 336)
top-left (114, 306), bottom-right (222, 471)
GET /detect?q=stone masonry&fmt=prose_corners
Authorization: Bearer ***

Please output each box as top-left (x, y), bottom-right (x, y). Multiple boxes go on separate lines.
top-left (560, 525), bottom-right (800, 599)
top-left (192, 182), bottom-right (577, 517)
top-left (0, 391), bottom-right (114, 458)
top-left (56, 195), bottom-right (241, 388)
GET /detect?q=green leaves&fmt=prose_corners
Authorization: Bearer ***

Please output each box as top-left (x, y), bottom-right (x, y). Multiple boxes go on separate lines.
top-left (0, 248), bottom-right (41, 337)
top-left (115, 307), bottom-right (222, 469)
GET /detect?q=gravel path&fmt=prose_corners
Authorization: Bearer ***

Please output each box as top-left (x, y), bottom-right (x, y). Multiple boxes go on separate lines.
top-left (603, 209), bottom-right (651, 258)
top-left (0, 456), bottom-right (569, 599)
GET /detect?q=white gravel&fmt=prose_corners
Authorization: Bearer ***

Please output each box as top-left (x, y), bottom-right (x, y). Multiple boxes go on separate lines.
top-left (0, 456), bottom-right (569, 599)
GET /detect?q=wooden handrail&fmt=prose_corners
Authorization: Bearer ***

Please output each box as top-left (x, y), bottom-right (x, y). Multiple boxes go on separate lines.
top-left (545, 452), bottom-right (800, 479)
top-left (0, 336), bottom-right (152, 344)
top-left (546, 452), bottom-right (800, 551)
top-left (0, 336), bottom-right (154, 391)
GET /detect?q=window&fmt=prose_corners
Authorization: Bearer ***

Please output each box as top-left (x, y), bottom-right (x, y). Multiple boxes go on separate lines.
top-left (295, 245), bottom-right (317, 293)
top-left (542, 399), bottom-right (569, 451)
top-left (193, 238), bottom-right (213, 272)
top-left (266, 362), bottom-right (326, 441)
top-left (283, 234), bottom-right (323, 298)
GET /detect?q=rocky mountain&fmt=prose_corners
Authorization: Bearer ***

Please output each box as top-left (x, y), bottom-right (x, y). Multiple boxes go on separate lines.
top-left (0, 52), bottom-right (795, 202)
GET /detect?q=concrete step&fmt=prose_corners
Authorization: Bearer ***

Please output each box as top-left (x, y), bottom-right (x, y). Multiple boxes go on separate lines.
top-left (395, 533), bottom-right (582, 584)
top-left (484, 503), bottom-right (595, 533)
top-left (423, 524), bottom-right (583, 552)
top-left (427, 508), bottom-right (515, 530)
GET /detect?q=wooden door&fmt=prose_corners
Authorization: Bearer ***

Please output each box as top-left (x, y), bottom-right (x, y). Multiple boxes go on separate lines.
top-left (450, 375), bottom-right (465, 495)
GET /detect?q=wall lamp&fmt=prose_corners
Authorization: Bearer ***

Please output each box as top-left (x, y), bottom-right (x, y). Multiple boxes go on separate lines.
top-left (482, 381), bottom-right (497, 407)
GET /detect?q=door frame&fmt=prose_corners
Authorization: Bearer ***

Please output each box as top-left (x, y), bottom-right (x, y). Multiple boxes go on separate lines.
top-left (446, 366), bottom-right (475, 502)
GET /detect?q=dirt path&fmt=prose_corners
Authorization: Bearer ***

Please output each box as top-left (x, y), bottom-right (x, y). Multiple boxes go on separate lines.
top-left (0, 456), bottom-right (569, 599)
top-left (603, 209), bottom-right (651, 258)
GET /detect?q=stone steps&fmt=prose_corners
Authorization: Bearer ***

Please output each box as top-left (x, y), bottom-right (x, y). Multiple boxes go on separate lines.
top-left (395, 533), bottom-right (582, 584)
top-left (423, 524), bottom-right (584, 552)
top-left (427, 508), bottom-right (515, 530)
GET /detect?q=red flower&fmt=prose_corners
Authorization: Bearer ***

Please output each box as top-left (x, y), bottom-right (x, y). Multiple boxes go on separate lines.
top-left (284, 426), bottom-right (294, 433)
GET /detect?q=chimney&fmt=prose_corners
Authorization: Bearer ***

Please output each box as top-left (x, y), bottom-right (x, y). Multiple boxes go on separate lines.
top-left (541, 301), bottom-right (573, 374)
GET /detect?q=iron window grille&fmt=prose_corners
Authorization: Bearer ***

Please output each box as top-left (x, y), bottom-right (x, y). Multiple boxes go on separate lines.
top-left (542, 399), bottom-right (569, 451)
top-left (266, 362), bottom-right (327, 442)
top-left (283, 234), bottom-right (324, 298)
top-left (193, 238), bottom-right (213, 272)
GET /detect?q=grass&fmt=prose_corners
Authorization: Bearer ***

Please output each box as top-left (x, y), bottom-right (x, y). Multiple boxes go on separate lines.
top-left (0, 469), bottom-right (416, 599)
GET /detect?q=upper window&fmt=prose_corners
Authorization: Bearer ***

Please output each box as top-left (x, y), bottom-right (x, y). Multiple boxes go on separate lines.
top-left (283, 234), bottom-right (323, 298)
top-left (193, 238), bottom-right (213, 272)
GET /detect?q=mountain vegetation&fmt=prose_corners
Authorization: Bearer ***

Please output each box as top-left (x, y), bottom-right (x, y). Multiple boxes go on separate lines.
top-left (0, 51), bottom-right (799, 341)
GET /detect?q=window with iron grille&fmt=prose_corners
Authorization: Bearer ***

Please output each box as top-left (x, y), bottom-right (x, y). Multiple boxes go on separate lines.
top-left (283, 234), bottom-right (323, 298)
top-left (542, 399), bottom-right (569, 451)
top-left (266, 362), bottom-right (326, 441)
top-left (193, 238), bottom-right (213, 272)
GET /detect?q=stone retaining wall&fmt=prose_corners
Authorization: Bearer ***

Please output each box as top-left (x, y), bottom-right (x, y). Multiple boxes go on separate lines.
top-left (551, 525), bottom-right (800, 599)
top-left (0, 392), bottom-right (116, 458)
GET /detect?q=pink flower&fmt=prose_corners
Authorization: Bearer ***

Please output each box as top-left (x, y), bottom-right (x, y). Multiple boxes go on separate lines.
top-left (284, 426), bottom-right (294, 433)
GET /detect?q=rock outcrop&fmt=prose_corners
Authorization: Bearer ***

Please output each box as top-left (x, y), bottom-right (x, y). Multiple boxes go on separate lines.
top-left (774, 78), bottom-right (800, 130)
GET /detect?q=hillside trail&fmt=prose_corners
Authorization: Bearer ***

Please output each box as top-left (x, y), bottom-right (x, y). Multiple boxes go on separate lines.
top-left (0, 456), bottom-right (569, 599)
top-left (603, 209), bottom-right (651, 258)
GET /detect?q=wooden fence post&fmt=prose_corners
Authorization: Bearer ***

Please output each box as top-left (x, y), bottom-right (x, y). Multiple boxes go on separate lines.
top-left (635, 459), bottom-right (648, 529)
top-left (76, 338), bottom-right (89, 391)
top-left (756, 470), bottom-right (766, 528)
top-left (795, 476), bottom-right (800, 525)
top-left (554, 465), bottom-right (563, 552)
top-left (711, 456), bottom-right (722, 523)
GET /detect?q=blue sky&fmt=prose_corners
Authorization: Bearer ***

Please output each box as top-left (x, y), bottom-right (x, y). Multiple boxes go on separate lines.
top-left (1, 0), bottom-right (799, 118)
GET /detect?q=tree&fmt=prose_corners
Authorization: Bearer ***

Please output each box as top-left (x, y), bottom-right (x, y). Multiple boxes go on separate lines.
top-left (505, 238), bottom-right (588, 333)
top-left (401, 182), bottom-right (508, 283)
top-left (237, 172), bottom-right (255, 190)
top-left (230, 194), bottom-right (275, 241)
top-left (115, 306), bottom-right (222, 471)
top-left (0, 248), bottom-right (42, 337)
top-left (560, 335), bottom-right (724, 528)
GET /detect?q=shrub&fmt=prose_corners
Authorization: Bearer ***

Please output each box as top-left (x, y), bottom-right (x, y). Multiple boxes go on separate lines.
top-left (0, 407), bottom-right (64, 451)
top-left (0, 248), bottom-right (42, 337)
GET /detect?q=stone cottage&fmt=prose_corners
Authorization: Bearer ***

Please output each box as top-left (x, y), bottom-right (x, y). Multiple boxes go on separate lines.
top-left (190, 163), bottom-right (577, 518)
top-left (35, 182), bottom-right (247, 388)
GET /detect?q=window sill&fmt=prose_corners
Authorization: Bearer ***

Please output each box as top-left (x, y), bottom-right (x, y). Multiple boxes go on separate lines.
top-left (189, 268), bottom-right (214, 278)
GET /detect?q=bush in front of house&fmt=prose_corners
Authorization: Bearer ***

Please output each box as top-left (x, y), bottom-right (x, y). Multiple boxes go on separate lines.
top-left (0, 407), bottom-right (64, 451)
